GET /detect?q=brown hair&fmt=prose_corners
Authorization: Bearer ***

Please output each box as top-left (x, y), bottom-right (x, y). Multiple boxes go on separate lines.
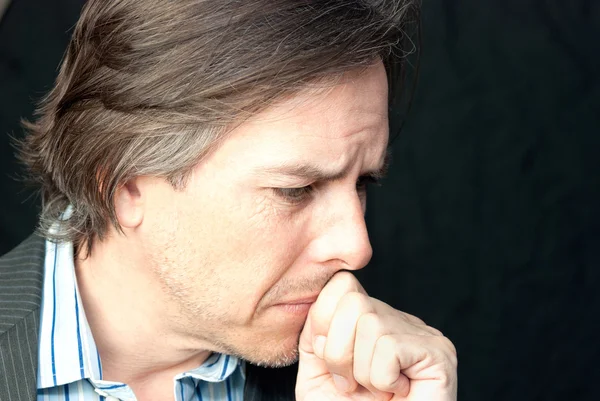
top-left (18, 0), bottom-right (420, 255)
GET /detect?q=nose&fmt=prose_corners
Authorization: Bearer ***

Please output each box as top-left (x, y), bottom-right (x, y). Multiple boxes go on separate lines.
top-left (309, 190), bottom-right (373, 271)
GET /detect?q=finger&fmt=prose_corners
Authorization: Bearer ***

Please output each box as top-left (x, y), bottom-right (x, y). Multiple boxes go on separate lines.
top-left (321, 292), bottom-right (375, 393)
top-left (309, 271), bottom-right (366, 344)
top-left (353, 310), bottom-right (439, 396)
top-left (372, 334), bottom-right (458, 400)
top-left (370, 334), bottom-right (412, 397)
top-left (353, 312), bottom-right (396, 400)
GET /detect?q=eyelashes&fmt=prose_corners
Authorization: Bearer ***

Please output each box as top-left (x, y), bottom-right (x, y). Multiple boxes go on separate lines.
top-left (273, 186), bottom-right (313, 203)
top-left (273, 175), bottom-right (381, 204)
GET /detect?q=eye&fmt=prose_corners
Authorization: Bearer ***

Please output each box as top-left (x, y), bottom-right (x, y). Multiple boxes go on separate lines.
top-left (273, 186), bottom-right (313, 204)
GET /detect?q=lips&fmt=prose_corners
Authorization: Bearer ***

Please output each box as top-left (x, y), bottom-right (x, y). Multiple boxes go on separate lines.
top-left (274, 295), bottom-right (319, 306)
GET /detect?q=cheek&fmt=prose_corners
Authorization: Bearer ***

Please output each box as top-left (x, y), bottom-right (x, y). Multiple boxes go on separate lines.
top-left (175, 189), bottom-right (311, 312)
top-left (216, 208), bottom-right (309, 294)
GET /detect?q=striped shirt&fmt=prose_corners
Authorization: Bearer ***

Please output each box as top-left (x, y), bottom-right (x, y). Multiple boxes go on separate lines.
top-left (37, 235), bottom-right (246, 401)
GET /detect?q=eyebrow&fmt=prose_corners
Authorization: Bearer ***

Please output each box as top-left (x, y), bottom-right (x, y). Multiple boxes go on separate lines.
top-left (259, 150), bottom-right (390, 182)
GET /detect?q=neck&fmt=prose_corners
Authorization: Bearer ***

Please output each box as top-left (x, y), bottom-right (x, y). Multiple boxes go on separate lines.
top-left (74, 231), bottom-right (212, 388)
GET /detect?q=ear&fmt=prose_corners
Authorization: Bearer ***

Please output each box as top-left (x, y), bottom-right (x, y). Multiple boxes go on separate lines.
top-left (114, 178), bottom-right (144, 229)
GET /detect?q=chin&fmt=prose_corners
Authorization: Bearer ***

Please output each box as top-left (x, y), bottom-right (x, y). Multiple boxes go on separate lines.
top-left (233, 331), bottom-right (301, 368)
top-left (249, 347), bottom-right (299, 368)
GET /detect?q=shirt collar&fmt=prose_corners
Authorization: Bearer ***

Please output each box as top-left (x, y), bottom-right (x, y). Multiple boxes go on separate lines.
top-left (37, 237), bottom-right (102, 388)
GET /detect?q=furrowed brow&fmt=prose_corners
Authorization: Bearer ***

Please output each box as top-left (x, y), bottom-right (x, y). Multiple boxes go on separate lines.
top-left (259, 163), bottom-right (346, 182)
top-left (259, 150), bottom-right (391, 182)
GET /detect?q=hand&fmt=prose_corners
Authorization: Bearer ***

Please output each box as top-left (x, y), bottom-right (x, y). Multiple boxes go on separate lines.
top-left (296, 271), bottom-right (457, 401)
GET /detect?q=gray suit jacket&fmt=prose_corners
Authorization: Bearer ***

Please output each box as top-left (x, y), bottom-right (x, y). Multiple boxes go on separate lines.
top-left (0, 234), bottom-right (297, 401)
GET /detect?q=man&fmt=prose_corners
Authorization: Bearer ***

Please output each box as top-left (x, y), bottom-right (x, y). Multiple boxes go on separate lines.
top-left (0, 0), bottom-right (457, 400)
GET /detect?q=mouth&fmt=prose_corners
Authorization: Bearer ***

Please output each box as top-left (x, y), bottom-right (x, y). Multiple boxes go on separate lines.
top-left (271, 295), bottom-right (319, 316)
top-left (274, 294), bottom-right (319, 306)
top-left (273, 302), bottom-right (314, 316)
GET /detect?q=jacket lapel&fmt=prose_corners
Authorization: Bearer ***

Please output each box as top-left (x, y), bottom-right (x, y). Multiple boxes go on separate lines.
top-left (244, 362), bottom-right (298, 401)
top-left (0, 234), bottom-right (45, 401)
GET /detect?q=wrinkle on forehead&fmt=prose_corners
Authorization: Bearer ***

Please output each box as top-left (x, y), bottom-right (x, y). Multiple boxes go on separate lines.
top-left (208, 61), bottom-right (389, 182)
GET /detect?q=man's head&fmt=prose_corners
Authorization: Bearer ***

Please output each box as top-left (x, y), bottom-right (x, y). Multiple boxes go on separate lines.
top-left (20, 0), bottom-right (419, 367)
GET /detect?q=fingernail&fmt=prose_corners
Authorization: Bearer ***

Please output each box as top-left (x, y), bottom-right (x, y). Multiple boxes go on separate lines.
top-left (333, 374), bottom-right (349, 392)
top-left (313, 335), bottom-right (326, 359)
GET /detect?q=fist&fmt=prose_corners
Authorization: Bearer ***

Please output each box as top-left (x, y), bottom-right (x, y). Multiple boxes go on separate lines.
top-left (296, 271), bottom-right (457, 401)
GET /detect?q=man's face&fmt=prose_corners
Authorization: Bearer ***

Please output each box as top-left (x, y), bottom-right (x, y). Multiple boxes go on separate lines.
top-left (136, 62), bottom-right (389, 366)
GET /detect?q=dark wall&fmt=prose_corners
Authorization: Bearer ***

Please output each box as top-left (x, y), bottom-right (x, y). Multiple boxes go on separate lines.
top-left (0, 0), bottom-right (84, 248)
top-left (363, 2), bottom-right (600, 400)
top-left (1, 1), bottom-right (599, 400)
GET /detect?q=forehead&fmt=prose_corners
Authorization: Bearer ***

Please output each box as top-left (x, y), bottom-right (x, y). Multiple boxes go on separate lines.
top-left (250, 63), bottom-right (388, 136)
top-left (204, 62), bottom-right (390, 176)
top-left (238, 63), bottom-right (387, 145)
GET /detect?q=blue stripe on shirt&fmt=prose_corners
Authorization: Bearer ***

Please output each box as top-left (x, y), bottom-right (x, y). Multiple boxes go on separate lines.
top-left (96, 348), bottom-right (102, 379)
top-left (50, 242), bottom-right (58, 386)
top-left (97, 384), bottom-right (127, 390)
top-left (196, 381), bottom-right (203, 401)
top-left (226, 376), bottom-right (232, 401)
top-left (74, 286), bottom-right (84, 377)
top-left (219, 355), bottom-right (230, 380)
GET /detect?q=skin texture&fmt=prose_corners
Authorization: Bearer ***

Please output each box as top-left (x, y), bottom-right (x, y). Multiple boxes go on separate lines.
top-left (76, 61), bottom-right (457, 400)
top-left (76, 62), bottom-right (391, 399)
top-left (297, 272), bottom-right (458, 401)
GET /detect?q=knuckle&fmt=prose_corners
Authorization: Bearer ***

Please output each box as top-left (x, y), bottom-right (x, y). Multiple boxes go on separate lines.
top-left (428, 326), bottom-right (444, 337)
top-left (370, 335), bottom-right (399, 390)
top-left (448, 352), bottom-right (458, 370)
top-left (339, 291), bottom-right (369, 310)
top-left (356, 312), bottom-right (383, 339)
top-left (403, 312), bottom-right (426, 326)
top-left (439, 351), bottom-right (458, 381)
top-left (377, 333), bottom-right (397, 350)
top-left (440, 336), bottom-right (458, 357)
top-left (431, 336), bottom-right (458, 371)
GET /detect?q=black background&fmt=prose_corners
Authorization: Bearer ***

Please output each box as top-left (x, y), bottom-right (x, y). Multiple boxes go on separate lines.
top-left (1, 1), bottom-right (599, 400)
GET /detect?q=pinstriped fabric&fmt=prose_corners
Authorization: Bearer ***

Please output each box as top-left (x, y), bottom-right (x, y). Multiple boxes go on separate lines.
top-left (0, 234), bottom-right (46, 401)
